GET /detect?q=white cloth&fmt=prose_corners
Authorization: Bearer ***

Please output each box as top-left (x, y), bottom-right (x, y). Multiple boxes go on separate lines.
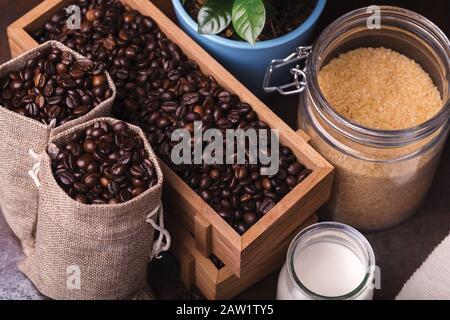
top-left (396, 233), bottom-right (450, 300)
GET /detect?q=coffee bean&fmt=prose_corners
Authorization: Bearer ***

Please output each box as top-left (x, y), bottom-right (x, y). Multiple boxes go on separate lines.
top-left (25, 102), bottom-right (39, 117)
top-left (62, 152), bottom-right (76, 170)
top-left (298, 169), bottom-right (312, 183)
top-left (75, 194), bottom-right (88, 204)
top-left (83, 173), bottom-right (100, 187)
top-left (275, 182), bottom-right (290, 195)
top-left (235, 166), bottom-right (247, 180)
top-left (182, 92), bottom-right (199, 105)
top-left (218, 210), bottom-right (233, 224)
top-left (240, 193), bottom-right (252, 203)
top-left (286, 176), bottom-right (297, 187)
top-left (82, 139), bottom-right (96, 153)
top-left (184, 111), bottom-right (200, 123)
top-left (129, 164), bottom-right (144, 178)
top-left (111, 163), bottom-right (126, 177)
top-left (9, 80), bottom-right (23, 90)
top-left (56, 63), bottom-right (68, 75)
top-left (58, 171), bottom-right (75, 186)
top-left (161, 101), bottom-right (178, 113)
top-left (113, 121), bottom-right (127, 133)
top-left (199, 175), bottom-right (212, 190)
top-left (200, 190), bottom-right (212, 202)
top-left (259, 198), bottom-right (275, 215)
top-left (234, 209), bottom-right (244, 222)
top-left (118, 189), bottom-right (132, 202)
top-left (236, 223), bottom-right (247, 235)
top-left (209, 168), bottom-right (220, 180)
top-left (99, 177), bottom-right (110, 188)
top-left (47, 96), bottom-right (62, 105)
top-left (144, 161), bottom-right (156, 180)
top-left (262, 178), bottom-right (272, 191)
top-left (244, 211), bottom-right (257, 226)
top-left (69, 66), bottom-right (85, 79)
top-left (76, 154), bottom-right (93, 170)
top-left (0, 77), bottom-right (9, 90)
top-left (50, 121), bottom-right (158, 205)
top-left (92, 74), bottom-right (106, 87)
top-left (73, 106), bottom-right (90, 116)
top-left (132, 187), bottom-right (146, 197)
top-left (287, 162), bottom-right (302, 176)
top-left (0, 47), bottom-right (110, 126)
top-left (157, 117), bottom-right (170, 129)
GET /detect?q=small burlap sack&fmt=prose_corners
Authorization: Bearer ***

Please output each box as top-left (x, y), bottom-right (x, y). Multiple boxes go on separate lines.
top-left (19, 118), bottom-right (170, 300)
top-left (0, 41), bottom-right (116, 255)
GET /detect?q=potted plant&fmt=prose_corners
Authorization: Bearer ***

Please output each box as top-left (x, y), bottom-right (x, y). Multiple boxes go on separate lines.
top-left (172, 0), bottom-right (326, 96)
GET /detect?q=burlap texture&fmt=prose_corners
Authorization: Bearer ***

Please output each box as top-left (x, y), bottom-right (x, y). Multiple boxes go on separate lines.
top-left (0, 41), bottom-right (116, 255)
top-left (19, 117), bottom-right (164, 300)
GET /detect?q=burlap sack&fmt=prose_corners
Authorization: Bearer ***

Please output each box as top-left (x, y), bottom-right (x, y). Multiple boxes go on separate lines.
top-left (0, 41), bottom-right (116, 255)
top-left (19, 117), bottom-right (169, 300)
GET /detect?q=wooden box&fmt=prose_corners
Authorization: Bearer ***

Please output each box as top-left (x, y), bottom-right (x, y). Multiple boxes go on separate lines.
top-left (169, 214), bottom-right (318, 300)
top-left (7, 0), bottom-right (334, 277)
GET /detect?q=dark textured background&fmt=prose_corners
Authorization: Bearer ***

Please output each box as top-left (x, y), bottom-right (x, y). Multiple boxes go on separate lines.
top-left (0, 0), bottom-right (449, 300)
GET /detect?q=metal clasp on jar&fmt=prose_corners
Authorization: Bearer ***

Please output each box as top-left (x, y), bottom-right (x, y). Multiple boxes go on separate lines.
top-left (263, 46), bottom-right (311, 95)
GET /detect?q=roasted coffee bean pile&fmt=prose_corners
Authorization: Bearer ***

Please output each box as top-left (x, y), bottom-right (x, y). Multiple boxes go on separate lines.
top-left (50, 121), bottom-right (158, 205)
top-left (35, 0), bottom-right (311, 233)
top-left (0, 47), bottom-right (112, 126)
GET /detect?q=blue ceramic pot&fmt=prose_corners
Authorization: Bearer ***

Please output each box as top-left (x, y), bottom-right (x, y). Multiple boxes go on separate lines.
top-left (172, 0), bottom-right (326, 97)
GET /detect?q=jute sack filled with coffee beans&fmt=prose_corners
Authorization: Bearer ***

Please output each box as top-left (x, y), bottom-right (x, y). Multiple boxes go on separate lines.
top-left (0, 41), bottom-right (115, 255)
top-left (19, 118), bottom-right (170, 299)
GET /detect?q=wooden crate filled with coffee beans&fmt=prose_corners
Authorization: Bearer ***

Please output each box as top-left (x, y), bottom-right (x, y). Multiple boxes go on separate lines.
top-left (168, 214), bottom-right (317, 300)
top-left (8, 0), bottom-right (334, 277)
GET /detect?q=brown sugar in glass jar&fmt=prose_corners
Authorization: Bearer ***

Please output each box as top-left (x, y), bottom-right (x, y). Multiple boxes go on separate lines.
top-left (265, 6), bottom-right (450, 231)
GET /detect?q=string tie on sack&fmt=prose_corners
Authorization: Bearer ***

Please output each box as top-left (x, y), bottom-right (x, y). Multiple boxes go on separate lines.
top-left (28, 119), bottom-right (57, 189)
top-left (28, 149), bottom-right (42, 188)
top-left (146, 203), bottom-right (171, 260)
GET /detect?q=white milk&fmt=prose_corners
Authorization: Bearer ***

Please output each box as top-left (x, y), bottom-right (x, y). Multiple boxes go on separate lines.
top-left (277, 223), bottom-right (375, 300)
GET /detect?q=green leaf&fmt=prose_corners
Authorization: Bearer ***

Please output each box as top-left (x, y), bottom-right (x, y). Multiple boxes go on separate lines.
top-left (197, 0), bottom-right (233, 35)
top-left (181, 0), bottom-right (186, 5)
top-left (232, 0), bottom-right (266, 45)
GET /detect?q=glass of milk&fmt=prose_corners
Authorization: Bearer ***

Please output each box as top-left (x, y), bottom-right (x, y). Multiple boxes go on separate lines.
top-left (277, 222), bottom-right (376, 300)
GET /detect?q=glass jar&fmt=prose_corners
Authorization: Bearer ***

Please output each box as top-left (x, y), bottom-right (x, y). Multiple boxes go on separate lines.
top-left (277, 222), bottom-right (376, 300)
top-left (265, 6), bottom-right (450, 231)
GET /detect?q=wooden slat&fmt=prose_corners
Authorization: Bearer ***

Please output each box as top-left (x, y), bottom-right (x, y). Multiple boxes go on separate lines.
top-left (194, 214), bottom-right (212, 257)
top-left (180, 248), bottom-right (196, 290)
top-left (296, 129), bottom-right (311, 143)
top-left (170, 214), bottom-right (318, 300)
